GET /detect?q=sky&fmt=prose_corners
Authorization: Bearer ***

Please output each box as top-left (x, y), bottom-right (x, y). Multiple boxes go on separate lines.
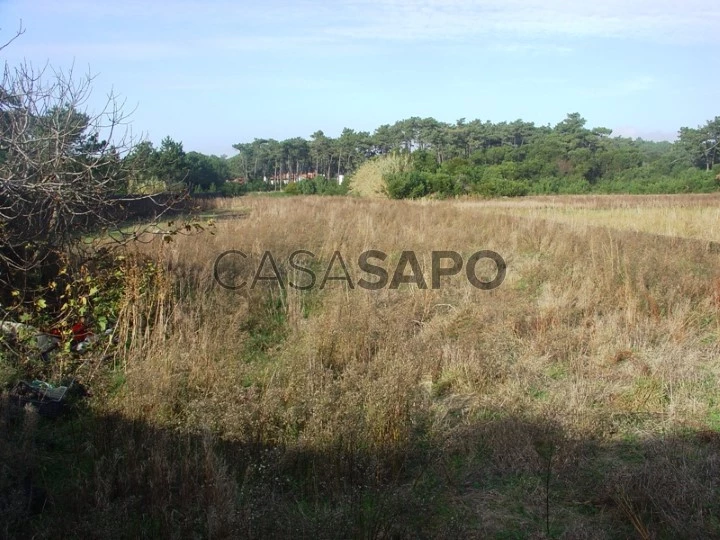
top-left (1, 0), bottom-right (719, 156)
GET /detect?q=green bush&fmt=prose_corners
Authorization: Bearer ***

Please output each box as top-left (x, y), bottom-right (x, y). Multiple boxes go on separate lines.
top-left (221, 182), bottom-right (246, 196)
top-left (474, 178), bottom-right (530, 197)
top-left (384, 171), bottom-right (432, 199)
top-left (596, 167), bottom-right (718, 194)
top-left (284, 176), bottom-right (348, 196)
top-left (284, 182), bottom-right (300, 195)
top-left (384, 149), bottom-right (720, 200)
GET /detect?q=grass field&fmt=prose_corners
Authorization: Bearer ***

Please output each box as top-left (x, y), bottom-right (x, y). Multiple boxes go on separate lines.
top-left (472, 193), bottom-right (720, 244)
top-left (3, 193), bottom-right (720, 538)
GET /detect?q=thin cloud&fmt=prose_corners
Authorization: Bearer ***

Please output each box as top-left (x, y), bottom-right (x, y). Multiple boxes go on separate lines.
top-left (322, 0), bottom-right (719, 44)
top-left (16, 0), bottom-right (720, 49)
top-left (487, 43), bottom-right (574, 55)
top-left (583, 75), bottom-right (656, 98)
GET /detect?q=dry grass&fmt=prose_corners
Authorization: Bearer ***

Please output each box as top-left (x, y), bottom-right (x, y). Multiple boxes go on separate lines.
top-left (466, 192), bottom-right (720, 243)
top-left (348, 153), bottom-right (411, 198)
top-left (3, 193), bottom-right (720, 538)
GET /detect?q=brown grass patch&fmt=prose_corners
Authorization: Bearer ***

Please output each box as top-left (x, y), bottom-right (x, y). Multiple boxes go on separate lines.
top-left (4, 193), bottom-right (720, 538)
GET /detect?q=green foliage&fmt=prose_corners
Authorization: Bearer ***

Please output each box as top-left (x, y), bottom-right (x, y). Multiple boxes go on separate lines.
top-left (529, 177), bottom-right (591, 195)
top-left (220, 181), bottom-right (246, 196)
top-left (411, 149), bottom-right (439, 173)
top-left (370, 112), bottom-right (720, 198)
top-left (244, 178), bottom-right (274, 192)
top-left (678, 117), bottom-right (720, 171)
top-left (155, 136), bottom-right (187, 185)
top-left (284, 175), bottom-right (348, 196)
top-left (474, 178), bottom-right (531, 197)
top-left (439, 157), bottom-right (471, 176)
top-left (186, 152), bottom-right (225, 189)
top-left (384, 171), bottom-right (433, 199)
top-left (386, 160), bottom-right (529, 199)
top-left (284, 182), bottom-right (300, 195)
top-left (120, 113), bottom-right (720, 200)
top-left (596, 167), bottom-right (718, 194)
top-left (125, 139), bottom-right (231, 193)
top-left (1, 251), bottom-right (128, 340)
top-left (58, 257), bottom-right (126, 329)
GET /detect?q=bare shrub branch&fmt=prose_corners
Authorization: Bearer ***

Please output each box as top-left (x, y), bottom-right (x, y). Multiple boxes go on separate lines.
top-left (0, 44), bottom-right (193, 297)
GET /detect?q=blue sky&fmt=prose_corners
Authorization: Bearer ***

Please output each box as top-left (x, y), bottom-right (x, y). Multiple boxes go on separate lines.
top-left (2, 0), bottom-right (718, 155)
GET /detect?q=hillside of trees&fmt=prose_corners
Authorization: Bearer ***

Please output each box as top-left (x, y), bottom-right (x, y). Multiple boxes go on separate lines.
top-left (124, 113), bottom-right (720, 198)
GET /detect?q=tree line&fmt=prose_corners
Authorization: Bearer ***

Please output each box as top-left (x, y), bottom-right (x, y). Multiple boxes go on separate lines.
top-left (124, 113), bottom-right (719, 198)
top-left (380, 114), bottom-right (720, 198)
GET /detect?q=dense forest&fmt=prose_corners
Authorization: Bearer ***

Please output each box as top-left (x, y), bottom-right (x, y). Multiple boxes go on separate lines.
top-left (125, 113), bottom-right (720, 198)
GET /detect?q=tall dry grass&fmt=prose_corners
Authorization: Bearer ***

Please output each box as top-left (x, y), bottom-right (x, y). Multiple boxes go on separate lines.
top-left (348, 153), bottom-right (411, 198)
top-left (5, 194), bottom-right (720, 538)
top-left (95, 195), bottom-right (720, 537)
top-left (466, 192), bottom-right (720, 243)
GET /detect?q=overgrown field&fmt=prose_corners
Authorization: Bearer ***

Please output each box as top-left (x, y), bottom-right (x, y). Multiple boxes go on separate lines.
top-left (3, 194), bottom-right (720, 538)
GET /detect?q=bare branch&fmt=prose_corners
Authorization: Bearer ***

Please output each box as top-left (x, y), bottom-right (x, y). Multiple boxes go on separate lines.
top-left (0, 20), bottom-right (25, 52)
top-left (0, 54), bottom-right (190, 297)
